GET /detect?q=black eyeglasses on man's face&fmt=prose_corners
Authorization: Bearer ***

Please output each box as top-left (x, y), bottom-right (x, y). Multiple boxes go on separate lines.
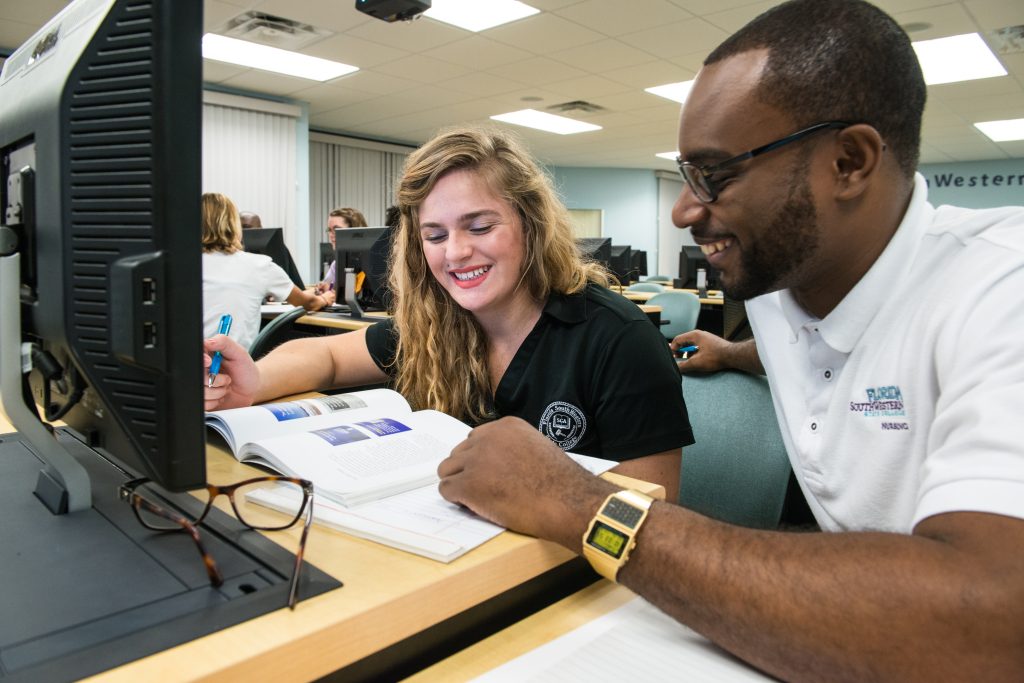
top-left (676, 121), bottom-right (852, 203)
top-left (119, 476), bottom-right (315, 609)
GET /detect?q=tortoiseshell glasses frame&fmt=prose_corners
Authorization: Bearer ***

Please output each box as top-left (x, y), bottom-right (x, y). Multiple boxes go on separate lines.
top-left (119, 475), bottom-right (315, 609)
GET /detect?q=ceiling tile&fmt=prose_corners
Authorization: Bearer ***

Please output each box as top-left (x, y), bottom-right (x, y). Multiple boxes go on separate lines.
top-left (549, 39), bottom-right (656, 73)
top-left (619, 18), bottom-right (730, 59)
top-left (488, 56), bottom-right (589, 85)
top-left (485, 13), bottom-right (605, 54)
top-left (422, 36), bottom-right (533, 70)
top-left (373, 54), bottom-right (473, 83)
top-left (603, 60), bottom-right (697, 90)
top-left (964, 0), bottom-right (1024, 31)
top-left (303, 33), bottom-right (410, 68)
top-left (554, 0), bottom-right (692, 35)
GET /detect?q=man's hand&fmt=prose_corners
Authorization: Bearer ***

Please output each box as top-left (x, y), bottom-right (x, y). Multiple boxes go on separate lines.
top-left (437, 417), bottom-right (613, 551)
top-left (203, 335), bottom-right (260, 411)
top-left (670, 330), bottom-right (763, 375)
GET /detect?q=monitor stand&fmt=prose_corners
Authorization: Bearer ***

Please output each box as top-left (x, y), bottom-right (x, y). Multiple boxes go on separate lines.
top-left (0, 428), bottom-right (341, 681)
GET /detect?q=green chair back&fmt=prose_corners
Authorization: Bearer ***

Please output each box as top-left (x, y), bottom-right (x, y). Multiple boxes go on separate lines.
top-left (627, 282), bottom-right (666, 293)
top-left (647, 291), bottom-right (700, 341)
top-left (249, 306), bottom-right (306, 360)
top-left (680, 371), bottom-right (791, 529)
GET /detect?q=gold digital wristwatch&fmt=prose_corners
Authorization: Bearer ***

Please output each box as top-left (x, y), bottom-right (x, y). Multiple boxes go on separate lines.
top-left (582, 489), bottom-right (654, 582)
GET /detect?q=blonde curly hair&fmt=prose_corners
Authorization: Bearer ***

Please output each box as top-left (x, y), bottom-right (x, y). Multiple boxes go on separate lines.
top-left (390, 127), bottom-right (609, 423)
top-left (201, 192), bottom-right (243, 254)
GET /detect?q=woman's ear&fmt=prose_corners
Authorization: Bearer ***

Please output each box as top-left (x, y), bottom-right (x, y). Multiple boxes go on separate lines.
top-left (832, 124), bottom-right (886, 201)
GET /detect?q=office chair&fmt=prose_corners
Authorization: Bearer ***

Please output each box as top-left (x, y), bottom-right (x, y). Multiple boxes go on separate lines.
top-left (646, 274), bottom-right (672, 283)
top-left (679, 370), bottom-right (792, 529)
top-left (647, 291), bottom-right (700, 341)
top-left (249, 306), bottom-right (306, 360)
top-left (626, 282), bottom-right (666, 293)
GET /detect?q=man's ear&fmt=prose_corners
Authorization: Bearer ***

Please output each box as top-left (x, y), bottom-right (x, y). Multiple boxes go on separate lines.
top-left (832, 124), bottom-right (886, 201)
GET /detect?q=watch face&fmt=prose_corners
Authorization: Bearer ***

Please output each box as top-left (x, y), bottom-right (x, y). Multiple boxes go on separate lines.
top-left (587, 521), bottom-right (627, 558)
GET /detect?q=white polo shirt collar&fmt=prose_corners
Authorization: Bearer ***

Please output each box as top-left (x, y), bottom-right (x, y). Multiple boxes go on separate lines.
top-left (777, 174), bottom-right (933, 353)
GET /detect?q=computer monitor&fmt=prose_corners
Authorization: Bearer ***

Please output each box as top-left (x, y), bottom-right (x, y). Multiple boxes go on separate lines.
top-left (319, 240), bottom-right (334, 280)
top-left (0, 2), bottom-right (336, 678)
top-left (333, 226), bottom-right (394, 312)
top-left (679, 245), bottom-right (720, 289)
top-left (631, 249), bottom-right (648, 279)
top-left (241, 227), bottom-right (304, 289)
top-left (575, 237), bottom-right (612, 269)
top-left (609, 244), bottom-right (633, 285)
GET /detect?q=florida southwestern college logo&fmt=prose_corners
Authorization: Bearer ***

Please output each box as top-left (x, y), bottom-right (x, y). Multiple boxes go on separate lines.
top-left (539, 401), bottom-right (587, 450)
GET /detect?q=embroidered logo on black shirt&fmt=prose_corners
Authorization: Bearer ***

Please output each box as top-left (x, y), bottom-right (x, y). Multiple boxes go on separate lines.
top-left (539, 401), bottom-right (587, 450)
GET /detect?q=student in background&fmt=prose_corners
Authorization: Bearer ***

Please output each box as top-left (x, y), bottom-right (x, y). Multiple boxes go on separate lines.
top-left (202, 192), bottom-right (332, 350)
top-left (204, 128), bottom-right (692, 496)
top-left (239, 211), bottom-right (262, 229)
top-left (433, 0), bottom-right (1024, 679)
top-left (318, 207), bottom-right (369, 294)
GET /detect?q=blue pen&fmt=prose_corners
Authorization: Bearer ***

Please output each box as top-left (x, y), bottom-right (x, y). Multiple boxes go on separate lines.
top-left (207, 314), bottom-right (232, 387)
top-left (675, 344), bottom-right (699, 359)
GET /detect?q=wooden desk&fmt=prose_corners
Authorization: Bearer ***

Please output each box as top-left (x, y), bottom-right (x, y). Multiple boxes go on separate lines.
top-left (408, 581), bottom-right (636, 681)
top-left (297, 310), bottom-right (389, 331)
top-left (617, 288), bottom-right (725, 307)
top-left (22, 435), bottom-right (579, 681)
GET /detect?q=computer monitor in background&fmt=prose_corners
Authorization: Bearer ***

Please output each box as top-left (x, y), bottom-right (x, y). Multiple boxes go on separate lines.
top-left (679, 245), bottom-right (720, 289)
top-left (609, 244), bottom-right (633, 285)
top-left (334, 226), bottom-right (394, 312)
top-left (0, 2), bottom-right (336, 678)
top-left (575, 237), bottom-right (612, 270)
top-left (631, 250), bottom-right (648, 279)
top-left (319, 240), bottom-right (334, 280)
top-left (241, 227), bottom-right (304, 289)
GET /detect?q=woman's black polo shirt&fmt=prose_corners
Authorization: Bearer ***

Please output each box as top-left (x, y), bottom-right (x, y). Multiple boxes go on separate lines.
top-left (365, 284), bottom-right (694, 461)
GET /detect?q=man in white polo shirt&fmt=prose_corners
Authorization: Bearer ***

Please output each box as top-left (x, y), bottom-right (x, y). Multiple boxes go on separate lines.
top-left (436, 0), bottom-right (1024, 680)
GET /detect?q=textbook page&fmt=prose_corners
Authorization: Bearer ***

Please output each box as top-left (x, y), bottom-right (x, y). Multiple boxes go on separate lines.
top-left (206, 389), bottom-right (411, 455)
top-left (472, 596), bottom-right (772, 681)
top-left (247, 452), bottom-right (620, 562)
top-left (241, 409), bottom-right (470, 506)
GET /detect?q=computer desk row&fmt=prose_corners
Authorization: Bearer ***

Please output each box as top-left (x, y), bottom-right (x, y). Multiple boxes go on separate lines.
top-left (0, 406), bottom-right (603, 682)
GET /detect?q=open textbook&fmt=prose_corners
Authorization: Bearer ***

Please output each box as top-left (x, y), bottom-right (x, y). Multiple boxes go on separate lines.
top-left (205, 389), bottom-right (469, 507)
top-left (205, 389), bottom-right (624, 562)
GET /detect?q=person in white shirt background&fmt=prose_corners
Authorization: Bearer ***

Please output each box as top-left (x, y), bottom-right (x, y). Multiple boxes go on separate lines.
top-left (202, 192), bottom-right (332, 350)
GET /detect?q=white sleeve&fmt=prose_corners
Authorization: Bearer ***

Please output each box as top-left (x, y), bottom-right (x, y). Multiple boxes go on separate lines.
top-left (258, 258), bottom-right (296, 302)
top-left (916, 264), bottom-right (1024, 526)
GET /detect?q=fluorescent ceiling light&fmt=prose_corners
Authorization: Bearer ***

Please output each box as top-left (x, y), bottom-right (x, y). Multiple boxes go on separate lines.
top-left (425, 0), bottom-right (539, 32)
top-left (912, 33), bottom-right (1006, 85)
top-left (655, 152), bottom-right (679, 161)
top-left (202, 34), bottom-right (358, 82)
top-left (490, 109), bottom-right (601, 134)
top-left (645, 80), bottom-right (695, 104)
top-left (974, 118), bottom-right (1024, 142)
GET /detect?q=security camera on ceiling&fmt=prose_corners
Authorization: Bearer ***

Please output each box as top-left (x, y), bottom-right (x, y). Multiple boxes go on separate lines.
top-left (354, 0), bottom-right (431, 23)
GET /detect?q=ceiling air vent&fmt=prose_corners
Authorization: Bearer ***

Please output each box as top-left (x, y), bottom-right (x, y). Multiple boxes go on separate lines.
top-left (219, 12), bottom-right (333, 50)
top-left (547, 100), bottom-right (606, 114)
top-left (989, 25), bottom-right (1024, 55)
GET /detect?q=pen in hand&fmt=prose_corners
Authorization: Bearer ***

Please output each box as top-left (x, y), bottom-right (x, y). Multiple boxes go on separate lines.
top-left (675, 344), bottom-right (699, 360)
top-left (207, 314), bottom-right (232, 387)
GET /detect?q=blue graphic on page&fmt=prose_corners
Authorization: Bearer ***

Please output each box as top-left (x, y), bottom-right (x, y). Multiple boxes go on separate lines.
top-left (262, 402), bottom-right (313, 422)
top-left (356, 419), bottom-right (412, 436)
top-left (311, 424), bottom-right (371, 446)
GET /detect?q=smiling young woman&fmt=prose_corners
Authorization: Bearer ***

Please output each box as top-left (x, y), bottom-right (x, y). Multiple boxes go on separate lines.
top-left (204, 127), bottom-right (694, 495)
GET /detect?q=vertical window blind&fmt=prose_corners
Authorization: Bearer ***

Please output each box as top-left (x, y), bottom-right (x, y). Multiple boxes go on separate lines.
top-left (309, 133), bottom-right (410, 230)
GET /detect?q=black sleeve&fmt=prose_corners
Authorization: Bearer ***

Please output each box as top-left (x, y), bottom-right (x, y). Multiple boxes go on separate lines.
top-left (364, 318), bottom-right (399, 377)
top-left (591, 319), bottom-right (694, 461)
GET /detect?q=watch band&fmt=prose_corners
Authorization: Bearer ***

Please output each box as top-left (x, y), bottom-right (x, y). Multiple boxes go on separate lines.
top-left (582, 489), bottom-right (654, 582)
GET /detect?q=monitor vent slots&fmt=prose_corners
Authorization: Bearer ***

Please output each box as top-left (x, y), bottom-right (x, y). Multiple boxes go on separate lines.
top-left (64, 2), bottom-right (161, 450)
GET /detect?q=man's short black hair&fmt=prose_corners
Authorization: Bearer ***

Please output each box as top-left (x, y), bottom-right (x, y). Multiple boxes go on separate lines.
top-left (706, 0), bottom-right (925, 178)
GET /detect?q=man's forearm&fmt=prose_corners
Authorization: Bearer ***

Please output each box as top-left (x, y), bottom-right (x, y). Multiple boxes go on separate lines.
top-left (723, 338), bottom-right (764, 374)
top-left (615, 508), bottom-right (1024, 682)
